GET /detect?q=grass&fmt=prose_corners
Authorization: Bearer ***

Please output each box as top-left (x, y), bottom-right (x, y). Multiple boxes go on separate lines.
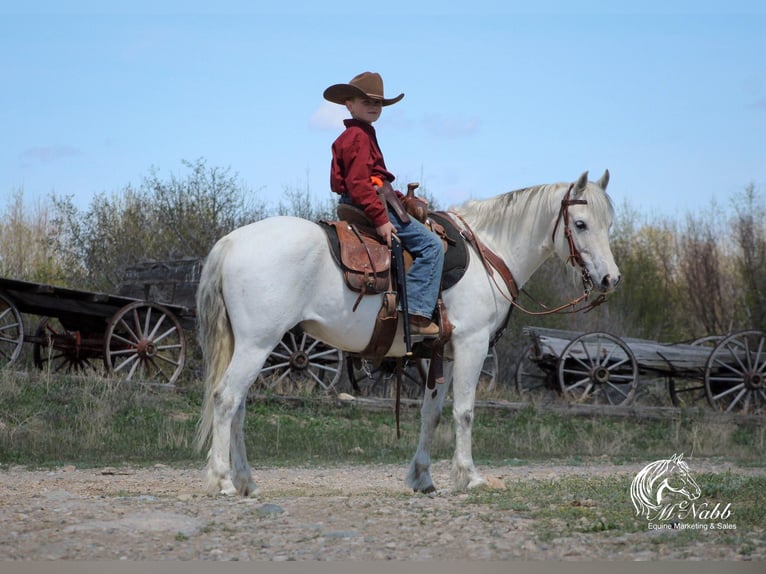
top-left (465, 473), bottom-right (766, 557)
top-left (1, 368), bottom-right (764, 469)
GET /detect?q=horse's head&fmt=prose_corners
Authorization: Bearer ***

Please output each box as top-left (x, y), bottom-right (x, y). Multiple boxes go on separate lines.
top-left (551, 170), bottom-right (621, 294)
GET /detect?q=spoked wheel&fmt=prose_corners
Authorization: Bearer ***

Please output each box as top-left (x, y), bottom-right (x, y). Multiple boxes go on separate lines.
top-left (514, 343), bottom-right (559, 403)
top-left (557, 331), bottom-right (639, 405)
top-left (704, 330), bottom-right (766, 415)
top-left (348, 357), bottom-right (426, 399)
top-left (32, 317), bottom-right (104, 374)
top-left (256, 329), bottom-right (344, 394)
top-left (667, 335), bottom-right (722, 408)
top-left (104, 302), bottom-right (186, 385)
top-left (477, 347), bottom-right (499, 395)
top-left (0, 293), bottom-right (24, 367)
top-left (348, 348), bottom-right (497, 399)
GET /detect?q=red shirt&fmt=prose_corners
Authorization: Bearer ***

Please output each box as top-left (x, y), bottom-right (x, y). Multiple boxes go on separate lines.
top-left (330, 119), bottom-right (397, 227)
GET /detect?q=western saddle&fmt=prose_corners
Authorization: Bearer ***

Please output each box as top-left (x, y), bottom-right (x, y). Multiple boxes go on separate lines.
top-left (319, 183), bottom-right (461, 394)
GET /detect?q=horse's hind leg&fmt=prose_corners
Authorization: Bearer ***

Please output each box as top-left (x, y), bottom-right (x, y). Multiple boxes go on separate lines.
top-left (405, 361), bottom-right (452, 493)
top-left (206, 349), bottom-right (267, 496)
top-left (231, 400), bottom-right (259, 496)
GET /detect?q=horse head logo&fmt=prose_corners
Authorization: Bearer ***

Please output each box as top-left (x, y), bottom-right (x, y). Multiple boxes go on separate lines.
top-left (630, 454), bottom-right (702, 519)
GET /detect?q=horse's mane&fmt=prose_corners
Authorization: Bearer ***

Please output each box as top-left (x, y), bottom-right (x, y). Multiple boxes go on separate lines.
top-left (450, 181), bottom-right (615, 284)
top-left (452, 181), bottom-right (615, 238)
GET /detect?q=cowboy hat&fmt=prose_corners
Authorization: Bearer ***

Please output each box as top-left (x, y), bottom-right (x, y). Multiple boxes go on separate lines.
top-left (323, 71), bottom-right (404, 106)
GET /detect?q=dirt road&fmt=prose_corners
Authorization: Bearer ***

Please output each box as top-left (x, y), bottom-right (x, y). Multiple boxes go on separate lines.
top-left (1, 460), bottom-right (763, 560)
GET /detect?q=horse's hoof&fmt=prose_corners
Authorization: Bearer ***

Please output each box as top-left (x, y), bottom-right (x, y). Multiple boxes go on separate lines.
top-left (417, 484), bottom-right (437, 495)
top-left (243, 482), bottom-right (261, 497)
top-left (466, 476), bottom-right (487, 490)
top-left (217, 480), bottom-right (238, 496)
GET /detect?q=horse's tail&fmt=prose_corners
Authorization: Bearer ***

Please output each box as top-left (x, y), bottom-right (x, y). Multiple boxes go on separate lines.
top-left (195, 236), bottom-right (235, 453)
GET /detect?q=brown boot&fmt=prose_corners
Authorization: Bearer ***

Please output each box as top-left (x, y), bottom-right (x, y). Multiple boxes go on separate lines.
top-left (409, 315), bottom-right (440, 337)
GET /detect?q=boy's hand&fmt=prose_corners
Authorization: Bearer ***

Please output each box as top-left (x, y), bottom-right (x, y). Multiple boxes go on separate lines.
top-left (376, 221), bottom-right (396, 247)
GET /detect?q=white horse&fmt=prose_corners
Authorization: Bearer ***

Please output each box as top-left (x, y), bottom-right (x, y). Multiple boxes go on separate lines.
top-left (195, 170), bottom-right (620, 496)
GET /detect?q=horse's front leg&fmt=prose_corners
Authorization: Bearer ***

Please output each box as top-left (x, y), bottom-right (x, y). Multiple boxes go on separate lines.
top-left (450, 345), bottom-right (488, 490)
top-left (406, 360), bottom-right (452, 493)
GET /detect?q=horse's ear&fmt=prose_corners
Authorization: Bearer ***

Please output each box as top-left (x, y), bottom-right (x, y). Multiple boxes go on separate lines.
top-left (574, 171), bottom-right (589, 196)
top-left (597, 169), bottom-right (610, 191)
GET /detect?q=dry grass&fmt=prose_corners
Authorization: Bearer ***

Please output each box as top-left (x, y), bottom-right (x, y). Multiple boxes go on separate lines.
top-left (1, 367), bottom-right (764, 469)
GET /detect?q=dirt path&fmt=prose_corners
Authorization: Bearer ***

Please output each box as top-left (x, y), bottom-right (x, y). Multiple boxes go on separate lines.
top-left (1, 460), bottom-right (763, 560)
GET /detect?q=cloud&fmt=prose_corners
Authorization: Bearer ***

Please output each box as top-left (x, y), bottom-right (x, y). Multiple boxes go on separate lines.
top-left (422, 114), bottom-right (480, 139)
top-left (751, 97), bottom-right (766, 111)
top-left (309, 102), bottom-right (348, 131)
top-left (20, 144), bottom-right (81, 164)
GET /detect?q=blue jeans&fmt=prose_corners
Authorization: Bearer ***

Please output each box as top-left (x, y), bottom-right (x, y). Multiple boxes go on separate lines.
top-left (388, 208), bottom-right (445, 320)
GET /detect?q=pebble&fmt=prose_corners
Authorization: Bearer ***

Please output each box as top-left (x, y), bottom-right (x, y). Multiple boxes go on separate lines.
top-left (255, 503), bottom-right (285, 517)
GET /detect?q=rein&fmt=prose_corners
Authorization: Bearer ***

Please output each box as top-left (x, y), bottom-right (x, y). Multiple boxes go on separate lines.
top-left (449, 183), bottom-right (607, 319)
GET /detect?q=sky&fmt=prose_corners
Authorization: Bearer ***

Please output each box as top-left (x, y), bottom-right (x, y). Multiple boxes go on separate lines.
top-left (2, 1), bottom-right (765, 220)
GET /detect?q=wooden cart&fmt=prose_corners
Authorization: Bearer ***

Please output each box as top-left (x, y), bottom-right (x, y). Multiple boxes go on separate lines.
top-left (514, 326), bottom-right (766, 414)
top-left (0, 260), bottom-right (200, 384)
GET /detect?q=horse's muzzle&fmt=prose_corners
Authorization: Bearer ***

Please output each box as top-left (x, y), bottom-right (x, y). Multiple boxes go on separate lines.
top-left (599, 273), bottom-right (621, 292)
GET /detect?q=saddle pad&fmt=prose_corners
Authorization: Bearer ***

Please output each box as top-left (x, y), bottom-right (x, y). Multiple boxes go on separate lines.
top-left (429, 211), bottom-right (469, 291)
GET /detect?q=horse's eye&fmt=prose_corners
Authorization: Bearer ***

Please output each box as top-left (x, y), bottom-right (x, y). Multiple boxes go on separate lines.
top-left (575, 220), bottom-right (587, 231)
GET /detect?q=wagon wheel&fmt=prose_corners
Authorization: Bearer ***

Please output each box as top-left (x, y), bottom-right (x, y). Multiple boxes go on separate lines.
top-left (104, 301), bottom-right (186, 385)
top-left (667, 335), bottom-right (722, 408)
top-left (514, 343), bottom-right (559, 403)
top-left (0, 293), bottom-right (24, 366)
top-left (704, 330), bottom-right (766, 415)
top-left (348, 357), bottom-right (426, 399)
top-left (477, 347), bottom-right (499, 395)
top-left (557, 331), bottom-right (639, 405)
top-left (32, 317), bottom-right (104, 374)
top-left (348, 348), bottom-right (497, 399)
top-left (256, 329), bottom-right (344, 394)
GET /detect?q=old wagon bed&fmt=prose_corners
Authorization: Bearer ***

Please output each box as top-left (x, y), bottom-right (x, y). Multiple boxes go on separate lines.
top-left (0, 262), bottom-right (199, 383)
top-left (515, 326), bottom-right (766, 415)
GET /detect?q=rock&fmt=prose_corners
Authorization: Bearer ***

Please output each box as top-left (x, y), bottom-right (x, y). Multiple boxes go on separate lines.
top-left (255, 503), bottom-right (285, 517)
top-left (484, 476), bottom-right (506, 490)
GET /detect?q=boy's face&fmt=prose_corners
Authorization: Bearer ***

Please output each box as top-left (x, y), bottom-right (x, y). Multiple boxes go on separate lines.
top-left (345, 96), bottom-right (383, 123)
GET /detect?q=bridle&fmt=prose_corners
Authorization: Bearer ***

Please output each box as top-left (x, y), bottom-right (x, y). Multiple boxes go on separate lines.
top-left (551, 182), bottom-right (594, 293)
top-left (451, 182), bottom-right (607, 322)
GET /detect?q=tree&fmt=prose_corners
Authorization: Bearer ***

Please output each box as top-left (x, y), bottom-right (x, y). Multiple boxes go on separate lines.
top-left (732, 183), bottom-right (766, 330)
top-left (677, 202), bottom-right (745, 336)
top-left (0, 190), bottom-right (72, 283)
top-left (50, 159), bottom-right (268, 292)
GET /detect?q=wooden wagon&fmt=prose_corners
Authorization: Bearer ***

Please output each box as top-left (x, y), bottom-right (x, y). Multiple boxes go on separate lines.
top-left (514, 326), bottom-right (766, 415)
top-left (0, 260), bottom-right (201, 384)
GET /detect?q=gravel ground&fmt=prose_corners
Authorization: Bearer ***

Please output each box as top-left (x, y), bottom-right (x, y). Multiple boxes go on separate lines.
top-left (1, 460), bottom-right (764, 561)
